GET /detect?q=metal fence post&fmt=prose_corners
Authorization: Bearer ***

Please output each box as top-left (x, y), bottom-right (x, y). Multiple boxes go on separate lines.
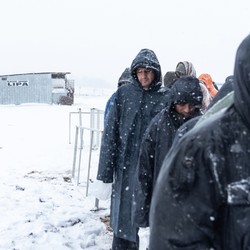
top-left (70, 108), bottom-right (104, 205)
top-left (72, 126), bottom-right (79, 178)
top-left (76, 126), bottom-right (84, 185)
top-left (86, 129), bottom-right (94, 196)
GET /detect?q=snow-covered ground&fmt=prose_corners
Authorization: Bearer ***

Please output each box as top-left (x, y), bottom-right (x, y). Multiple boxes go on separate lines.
top-left (0, 91), bottom-right (114, 250)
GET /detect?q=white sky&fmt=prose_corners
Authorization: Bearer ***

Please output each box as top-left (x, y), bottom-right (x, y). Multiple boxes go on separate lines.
top-left (0, 0), bottom-right (250, 86)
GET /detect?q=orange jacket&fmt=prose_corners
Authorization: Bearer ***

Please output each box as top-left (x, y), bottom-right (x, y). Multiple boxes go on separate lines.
top-left (198, 73), bottom-right (218, 97)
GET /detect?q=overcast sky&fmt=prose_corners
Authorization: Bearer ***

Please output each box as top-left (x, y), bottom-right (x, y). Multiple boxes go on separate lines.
top-left (1, 0), bottom-right (249, 87)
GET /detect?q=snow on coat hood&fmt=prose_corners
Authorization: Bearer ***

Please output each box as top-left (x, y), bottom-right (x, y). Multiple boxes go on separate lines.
top-left (117, 67), bottom-right (132, 87)
top-left (170, 76), bottom-right (203, 107)
top-left (234, 33), bottom-right (250, 128)
top-left (131, 48), bottom-right (162, 87)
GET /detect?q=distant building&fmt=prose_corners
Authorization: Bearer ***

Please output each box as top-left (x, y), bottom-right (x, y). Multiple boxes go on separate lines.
top-left (0, 72), bottom-right (74, 105)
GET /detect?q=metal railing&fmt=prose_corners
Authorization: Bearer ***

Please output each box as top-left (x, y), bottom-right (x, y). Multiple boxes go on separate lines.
top-left (69, 108), bottom-right (103, 145)
top-left (70, 108), bottom-right (104, 206)
top-left (72, 126), bottom-right (103, 196)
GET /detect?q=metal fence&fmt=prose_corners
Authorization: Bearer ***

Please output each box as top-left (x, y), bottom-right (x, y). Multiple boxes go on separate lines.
top-left (69, 108), bottom-right (104, 146)
top-left (70, 108), bottom-right (104, 207)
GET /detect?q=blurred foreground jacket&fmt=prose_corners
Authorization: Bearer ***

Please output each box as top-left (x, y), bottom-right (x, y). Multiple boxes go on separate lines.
top-left (149, 34), bottom-right (250, 250)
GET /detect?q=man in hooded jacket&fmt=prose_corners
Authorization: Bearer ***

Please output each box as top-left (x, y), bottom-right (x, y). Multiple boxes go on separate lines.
top-left (133, 76), bottom-right (203, 230)
top-left (173, 75), bottom-right (234, 145)
top-left (149, 33), bottom-right (250, 250)
top-left (97, 48), bottom-right (169, 250)
top-left (104, 67), bottom-right (132, 126)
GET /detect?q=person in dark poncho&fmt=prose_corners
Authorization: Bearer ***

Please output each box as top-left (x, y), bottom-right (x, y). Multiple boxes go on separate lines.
top-left (149, 33), bottom-right (250, 250)
top-left (173, 75), bottom-right (234, 145)
top-left (104, 67), bottom-right (132, 126)
top-left (97, 48), bottom-right (169, 250)
top-left (133, 76), bottom-right (203, 249)
top-left (163, 71), bottom-right (178, 88)
top-left (164, 61), bottom-right (197, 89)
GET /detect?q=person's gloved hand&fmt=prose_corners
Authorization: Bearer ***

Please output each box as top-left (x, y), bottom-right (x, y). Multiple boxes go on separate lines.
top-left (91, 180), bottom-right (112, 200)
top-left (138, 227), bottom-right (150, 250)
top-left (198, 73), bottom-right (218, 97)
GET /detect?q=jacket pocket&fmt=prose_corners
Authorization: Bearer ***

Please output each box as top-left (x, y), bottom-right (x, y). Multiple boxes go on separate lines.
top-left (227, 178), bottom-right (250, 205)
top-left (226, 178), bottom-right (250, 250)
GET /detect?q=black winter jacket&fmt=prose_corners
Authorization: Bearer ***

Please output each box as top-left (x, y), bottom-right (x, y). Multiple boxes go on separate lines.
top-left (133, 77), bottom-right (202, 227)
top-left (97, 48), bottom-right (170, 242)
top-left (149, 34), bottom-right (250, 250)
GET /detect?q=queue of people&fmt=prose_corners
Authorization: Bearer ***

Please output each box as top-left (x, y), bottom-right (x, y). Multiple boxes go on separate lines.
top-left (149, 34), bottom-right (250, 250)
top-left (96, 32), bottom-right (246, 250)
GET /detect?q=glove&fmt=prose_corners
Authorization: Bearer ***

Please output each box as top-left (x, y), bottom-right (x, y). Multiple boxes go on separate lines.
top-left (91, 180), bottom-right (112, 200)
top-left (138, 227), bottom-right (150, 250)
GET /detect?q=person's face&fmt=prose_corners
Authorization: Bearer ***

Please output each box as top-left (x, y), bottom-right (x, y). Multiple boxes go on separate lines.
top-left (175, 103), bottom-right (196, 118)
top-left (136, 68), bottom-right (155, 90)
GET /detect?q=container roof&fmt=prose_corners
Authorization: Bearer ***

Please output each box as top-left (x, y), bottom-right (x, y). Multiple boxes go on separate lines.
top-left (0, 72), bottom-right (71, 77)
